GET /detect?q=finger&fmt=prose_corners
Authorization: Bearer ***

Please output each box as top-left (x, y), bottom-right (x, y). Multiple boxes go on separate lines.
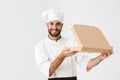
top-left (111, 46), bottom-right (113, 50)
top-left (101, 52), bottom-right (106, 56)
top-left (107, 50), bottom-right (112, 57)
top-left (110, 47), bottom-right (113, 54)
top-left (110, 50), bottom-right (113, 54)
top-left (71, 52), bottom-right (77, 55)
top-left (64, 48), bottom-right (70, 52)
top-left (67, 53), bottom-right (76, 56)
top-left (107, 52), bottom-right (109, 57)
top-left (66, 48), bottom-right (70, 51)
top-left (102, 52), bottom-right (107, 57)
top-left (108, 50), bottom-right (112, 56)
top-left (73, 51), bottom-right (78, 53)
top-left (106, 50), bottom-right (112, 57)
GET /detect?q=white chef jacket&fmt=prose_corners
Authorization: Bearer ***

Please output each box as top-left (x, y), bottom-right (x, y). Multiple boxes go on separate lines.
top-left (34, 36), bottom-right (91, 79)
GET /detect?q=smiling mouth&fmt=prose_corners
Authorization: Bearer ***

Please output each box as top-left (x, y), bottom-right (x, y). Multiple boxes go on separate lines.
top-left (51, 29), bottom-right (59, 32)
top-left (52, 30), bottom-right (58, 32)
top-left (49, 29), bottom-right (61, 37)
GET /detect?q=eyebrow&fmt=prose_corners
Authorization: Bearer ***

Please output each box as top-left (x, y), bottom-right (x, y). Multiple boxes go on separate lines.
top-left (49, 22), bottom-right (53, 24)
top-left (49, 22), bottom-right (61, 24)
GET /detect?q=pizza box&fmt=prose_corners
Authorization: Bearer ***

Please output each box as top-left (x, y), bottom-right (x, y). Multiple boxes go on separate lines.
top-left (70, 24), bottom-right (112, 53)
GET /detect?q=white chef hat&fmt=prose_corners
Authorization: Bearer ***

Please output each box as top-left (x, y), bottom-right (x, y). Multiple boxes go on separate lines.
top-left (42, 9), bottom-right (64, 23)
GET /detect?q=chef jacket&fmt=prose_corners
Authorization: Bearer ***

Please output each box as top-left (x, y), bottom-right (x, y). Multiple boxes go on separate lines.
top-left (34, 36), bottom-right (91, 79)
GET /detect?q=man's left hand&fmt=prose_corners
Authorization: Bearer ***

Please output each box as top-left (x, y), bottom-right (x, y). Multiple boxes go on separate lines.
top-left (100, 49), bottom-right (113, 60)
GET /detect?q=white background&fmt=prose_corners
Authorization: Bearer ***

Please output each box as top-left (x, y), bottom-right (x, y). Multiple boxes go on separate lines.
top-left (0, 0), bottom-right (120, 80)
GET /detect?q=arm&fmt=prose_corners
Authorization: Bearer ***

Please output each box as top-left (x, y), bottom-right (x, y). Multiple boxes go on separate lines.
top-left (49, 53), bottom-right (65, 76)
top-left (49, 48), bottom-right (78, 76)
top-left (87, 50), bottom-right (113, 71)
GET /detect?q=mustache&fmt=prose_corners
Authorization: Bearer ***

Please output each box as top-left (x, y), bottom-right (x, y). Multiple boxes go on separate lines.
top-left (50, 29), bottom-right (60, 31)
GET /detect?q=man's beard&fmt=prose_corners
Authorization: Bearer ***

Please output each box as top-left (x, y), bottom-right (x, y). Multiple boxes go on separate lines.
top-left (48, 29), bottom-right (61, 37)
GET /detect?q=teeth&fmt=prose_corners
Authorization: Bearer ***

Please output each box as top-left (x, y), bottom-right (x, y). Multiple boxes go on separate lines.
top-left (52, 30), bottom-right (57, 32)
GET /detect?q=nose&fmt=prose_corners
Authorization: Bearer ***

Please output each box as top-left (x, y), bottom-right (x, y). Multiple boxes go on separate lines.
top-left (52, 24), bottom-right (57, 29)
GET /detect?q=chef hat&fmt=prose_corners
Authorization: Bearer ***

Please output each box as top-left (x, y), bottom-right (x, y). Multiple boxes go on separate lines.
top-left (42, 9), bottom-right (64, 23)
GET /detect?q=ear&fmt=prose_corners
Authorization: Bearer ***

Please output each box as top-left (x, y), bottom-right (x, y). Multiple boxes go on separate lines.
top-left (61, 23), bottom-right (63, 27)
top-left (46, 23), bottom-right (49, 27)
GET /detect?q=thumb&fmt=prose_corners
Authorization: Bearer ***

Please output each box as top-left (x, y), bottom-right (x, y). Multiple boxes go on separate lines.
top-left (66, 48), bottom-right (70, 51)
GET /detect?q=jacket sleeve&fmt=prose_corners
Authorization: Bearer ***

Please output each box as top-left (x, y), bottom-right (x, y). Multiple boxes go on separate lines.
top-left (75, 52), bottom-right (91, 72)
top-left (34, 43), bottom-right (51, 78)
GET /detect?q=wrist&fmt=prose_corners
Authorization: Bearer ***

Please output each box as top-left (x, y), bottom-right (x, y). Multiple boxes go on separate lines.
top-left (99, 55), bottom-right (106, 60)
top-left (59, 53), bottom-right (66, 59)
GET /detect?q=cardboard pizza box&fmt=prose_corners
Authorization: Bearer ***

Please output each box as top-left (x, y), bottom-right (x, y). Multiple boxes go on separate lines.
top-left (70, 24), bottom-right (112, 53)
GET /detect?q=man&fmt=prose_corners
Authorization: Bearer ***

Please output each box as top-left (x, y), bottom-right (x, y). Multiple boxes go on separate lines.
top-left (34, 9), bottom-right (113, 80)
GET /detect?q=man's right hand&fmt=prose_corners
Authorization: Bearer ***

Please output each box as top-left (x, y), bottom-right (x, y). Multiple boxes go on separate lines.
top-left (61, 48), bottom-right (78, 57)
top-left (49, 48), bottom-right (78, 76)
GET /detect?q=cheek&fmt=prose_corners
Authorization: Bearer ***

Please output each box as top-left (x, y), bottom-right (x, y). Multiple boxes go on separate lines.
top-left (57, 26), bottom-right (62, 30)
top-left (47, 26), bottom-right (52, 30)
top-left (47, 24), bottom-right (52, 28)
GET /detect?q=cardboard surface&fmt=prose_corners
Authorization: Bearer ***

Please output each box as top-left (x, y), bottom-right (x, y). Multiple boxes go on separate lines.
top-left (70, 24), bottom-right (112, 53)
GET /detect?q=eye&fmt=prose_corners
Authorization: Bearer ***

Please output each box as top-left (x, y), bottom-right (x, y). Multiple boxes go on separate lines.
top-left (49, 22), bottom-right (54, 26)
top-left (56, 22), bottom-right (62, 26)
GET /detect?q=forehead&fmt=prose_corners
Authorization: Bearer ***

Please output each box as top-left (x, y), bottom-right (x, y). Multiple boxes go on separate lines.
top-left (48, 20), bottom-right (62, 24)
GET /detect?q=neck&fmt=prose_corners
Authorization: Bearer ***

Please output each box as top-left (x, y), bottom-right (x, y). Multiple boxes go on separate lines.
top-left (48, 35), bottom-right (61, 41)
